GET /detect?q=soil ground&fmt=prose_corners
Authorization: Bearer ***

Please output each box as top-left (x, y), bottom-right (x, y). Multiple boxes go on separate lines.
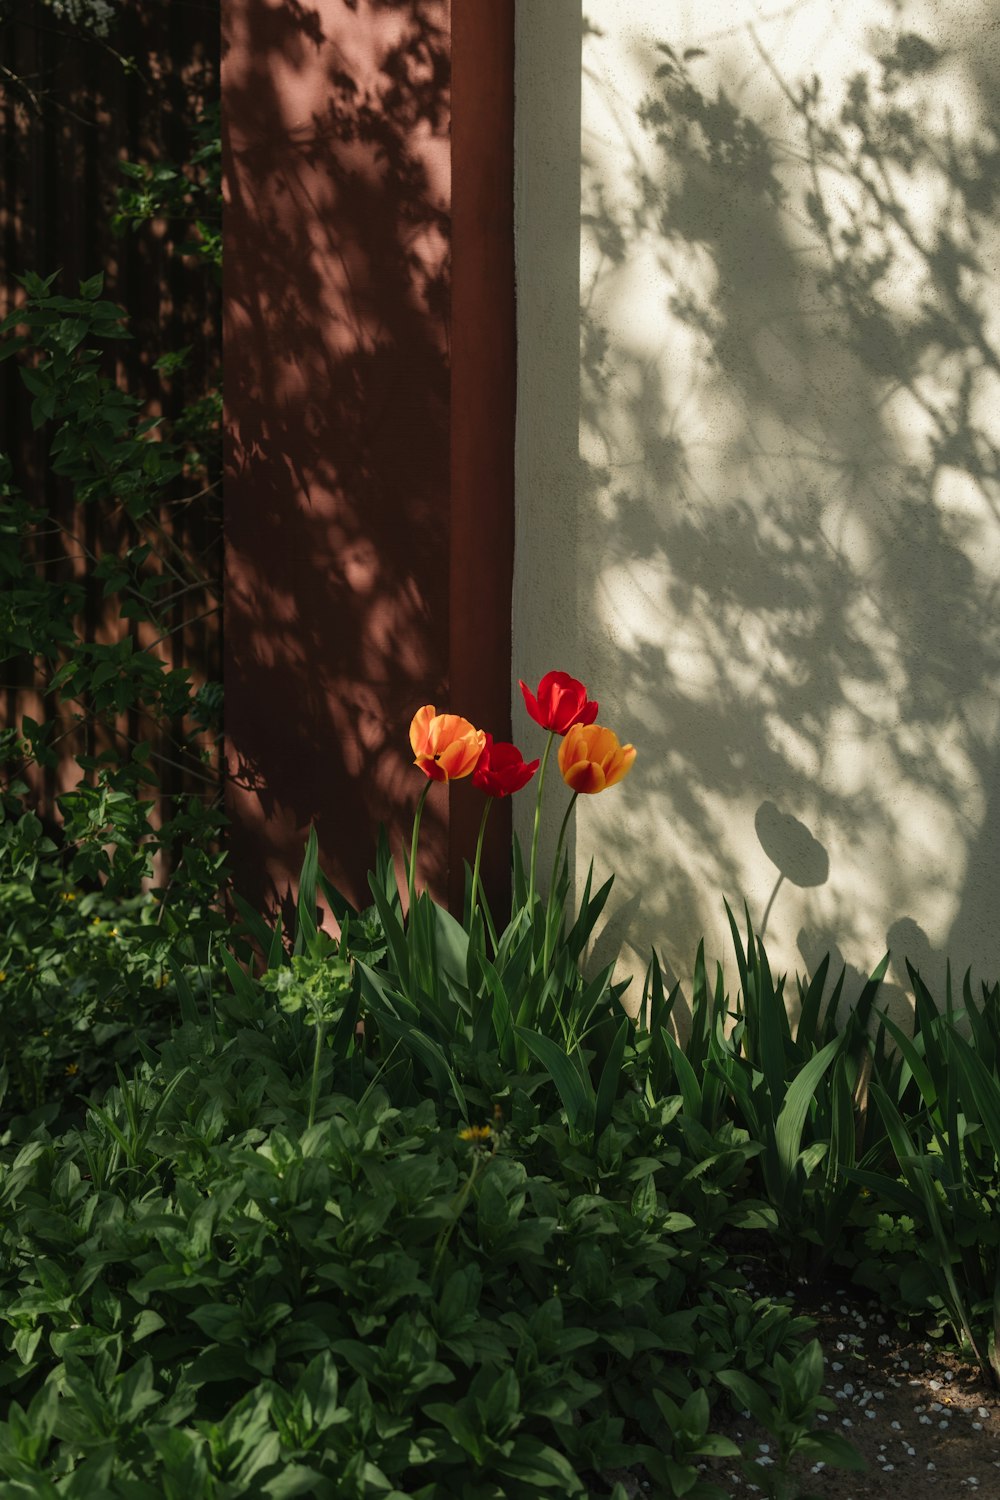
top-left (709, 1267), bottom-right (1000, 1498)
top-left (597, 1266), bottom-right (1000, 1498)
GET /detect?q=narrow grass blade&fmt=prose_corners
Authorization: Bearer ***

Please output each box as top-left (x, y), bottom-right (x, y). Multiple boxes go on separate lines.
top-left (294, 826), bottom-right (320, 958)
top-left (367, 870), bottom-right (410, 993)
top-left (796, 952), bottom-right (830, 1056)
top-left (593, 1017), bottom-right (629, 1147)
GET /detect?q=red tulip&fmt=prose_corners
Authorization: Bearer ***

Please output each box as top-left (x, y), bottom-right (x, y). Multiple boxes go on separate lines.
top-left (519, 671), bottom-right (598, 735)
top-left (472, 734), bottom-right (540, 798)
top-left (409, 706), bottom-right (486, 783)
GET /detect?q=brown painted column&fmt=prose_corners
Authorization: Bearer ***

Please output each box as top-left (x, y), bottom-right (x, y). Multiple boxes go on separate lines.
top-left (223, 0), bottom-right (515, 919)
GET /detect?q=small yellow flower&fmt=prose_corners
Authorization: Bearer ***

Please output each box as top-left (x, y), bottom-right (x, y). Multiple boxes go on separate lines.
top-left (0, 971), bottom-right (6, 984)
top-left (458, 1124), bottom-right (492, 1143)
top-left (91, 917), bottom-right (102, 926)
top-left (65, 1063), bottom-right (79, 1077)
top-left (157, 973), bottom-right (169, 989)
top-left (109, 928), bottom-right (119, 937)
top-left (60, 891), bottom-right (77, 902)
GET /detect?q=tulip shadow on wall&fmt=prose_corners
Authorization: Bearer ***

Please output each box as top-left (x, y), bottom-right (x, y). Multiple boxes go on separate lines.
top-left (524, 2), bottom-right (1000, 995)
top-left (754, 802), bottom-right (829, 942)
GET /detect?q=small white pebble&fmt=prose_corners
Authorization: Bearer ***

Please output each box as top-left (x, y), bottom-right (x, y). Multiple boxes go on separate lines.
top-left (939, 1420), bottom-right (949, 1430)
top-left (973, 1422), bottom-right (983, 1431)
top-left (864, 1409), bottom-right (876, 1419)
top-left (831, 1361), bottom-right (843, 1371)
top-left (927, 1462), bottom-right (935, 1471)
top-left (842, 1418), bottom-right (853, 1428)
top-left (978, 1407), bottom-right (989, 1418)
top-left (929, 1379), bottom-right (942, 1390)
top-left (891, 1421), bottom-right (902, 1431)
top-left (758, 1444), bottom-right (769, 1453)
top-left (919, 1415), bottom-right (932, 1425)
top-left (843, 1382), bottom-right (854, 1395)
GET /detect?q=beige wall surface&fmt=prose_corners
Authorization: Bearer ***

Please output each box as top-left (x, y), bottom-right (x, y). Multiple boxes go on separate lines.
top-left (513, 0), bottom-right (1000, 1017)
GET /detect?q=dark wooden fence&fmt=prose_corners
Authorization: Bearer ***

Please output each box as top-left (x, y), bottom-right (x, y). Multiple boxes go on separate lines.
top-left (0, 0), bottom-right (221, 851)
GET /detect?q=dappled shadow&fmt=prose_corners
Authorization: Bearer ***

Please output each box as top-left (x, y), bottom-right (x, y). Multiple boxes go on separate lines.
top-left (224, 0), bottom-right (452, 913)
top-left (563, 2), bottom-right (1000, 999)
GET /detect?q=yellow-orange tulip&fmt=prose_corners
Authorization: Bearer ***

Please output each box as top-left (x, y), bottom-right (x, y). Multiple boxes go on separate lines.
top-left (409, 705), bottom-right (486, 783)
top-left (557, 722), bottom-right (636, 795)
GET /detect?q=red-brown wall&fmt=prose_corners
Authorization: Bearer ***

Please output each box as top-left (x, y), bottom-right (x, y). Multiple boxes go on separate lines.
top-left (223, 0), bottom-right (514, 920)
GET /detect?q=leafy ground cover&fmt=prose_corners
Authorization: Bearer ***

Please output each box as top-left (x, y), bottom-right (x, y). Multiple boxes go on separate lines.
top-left (2, 797), bottom-right (1000, 1498)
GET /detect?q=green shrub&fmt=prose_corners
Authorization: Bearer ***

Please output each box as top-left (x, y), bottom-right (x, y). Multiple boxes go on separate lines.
top-left (0, 1003), bottom-right (837, 1498)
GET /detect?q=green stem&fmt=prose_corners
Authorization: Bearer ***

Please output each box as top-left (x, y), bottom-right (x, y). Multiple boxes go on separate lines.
top-left (527, 731), bottom-right (556, 907)
top-left (307, 1018), bottom-right (326, 1130)
top-left (543, 792), bottom-right (578, 975)
top-left (431, 1153), bottom-right (483, 1283)
top-left (407, 778), bottom-right (432, 917)
top-left (470, 798), bottom-right (494, 927)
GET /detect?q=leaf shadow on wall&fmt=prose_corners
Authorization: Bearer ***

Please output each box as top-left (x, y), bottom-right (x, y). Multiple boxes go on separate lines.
top-left (224, 0), bottom-right (452, 917)
top-left (577, 8), bottom-right (1000, 1011)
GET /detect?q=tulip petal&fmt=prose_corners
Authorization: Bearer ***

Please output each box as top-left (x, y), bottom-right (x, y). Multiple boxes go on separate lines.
top-left (409, 704), bottom-right (437, 757)
top-left (414, 755), bottom-right (447, 782)
top-left (604, 745), bottom-right (637, 788)
top-left (562, 758), bottom-right (607, 795)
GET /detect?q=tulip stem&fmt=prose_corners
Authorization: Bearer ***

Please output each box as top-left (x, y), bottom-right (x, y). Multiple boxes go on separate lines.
top-left (407, 779), bottom-right (432, 918)
top-left (527, 730), bottom-right (556, 908)
top-left (543, 792), bottom-right (578, 975)
top-left (470, 798), bottom-right (493, 929)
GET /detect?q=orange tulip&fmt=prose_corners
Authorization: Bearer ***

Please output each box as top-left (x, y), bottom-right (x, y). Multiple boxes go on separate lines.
top-left (557, 723), bottom-right (636, 795)
top-left (409, 705), bottom-right (486, 783)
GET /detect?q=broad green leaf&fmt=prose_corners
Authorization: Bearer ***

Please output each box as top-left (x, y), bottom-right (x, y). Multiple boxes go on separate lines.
top-left (514, 1026), bottom-right (594, 1135)
top-left (774, 1035), bottom-right (842, 1187)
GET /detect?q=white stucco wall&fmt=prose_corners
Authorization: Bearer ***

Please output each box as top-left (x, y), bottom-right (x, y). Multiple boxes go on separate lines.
top-left (513, 0), bottom-right (1000, 1015)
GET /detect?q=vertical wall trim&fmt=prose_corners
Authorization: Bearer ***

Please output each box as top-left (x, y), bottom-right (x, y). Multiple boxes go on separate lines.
top-left (449, 0), bottom-right (517, 914)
